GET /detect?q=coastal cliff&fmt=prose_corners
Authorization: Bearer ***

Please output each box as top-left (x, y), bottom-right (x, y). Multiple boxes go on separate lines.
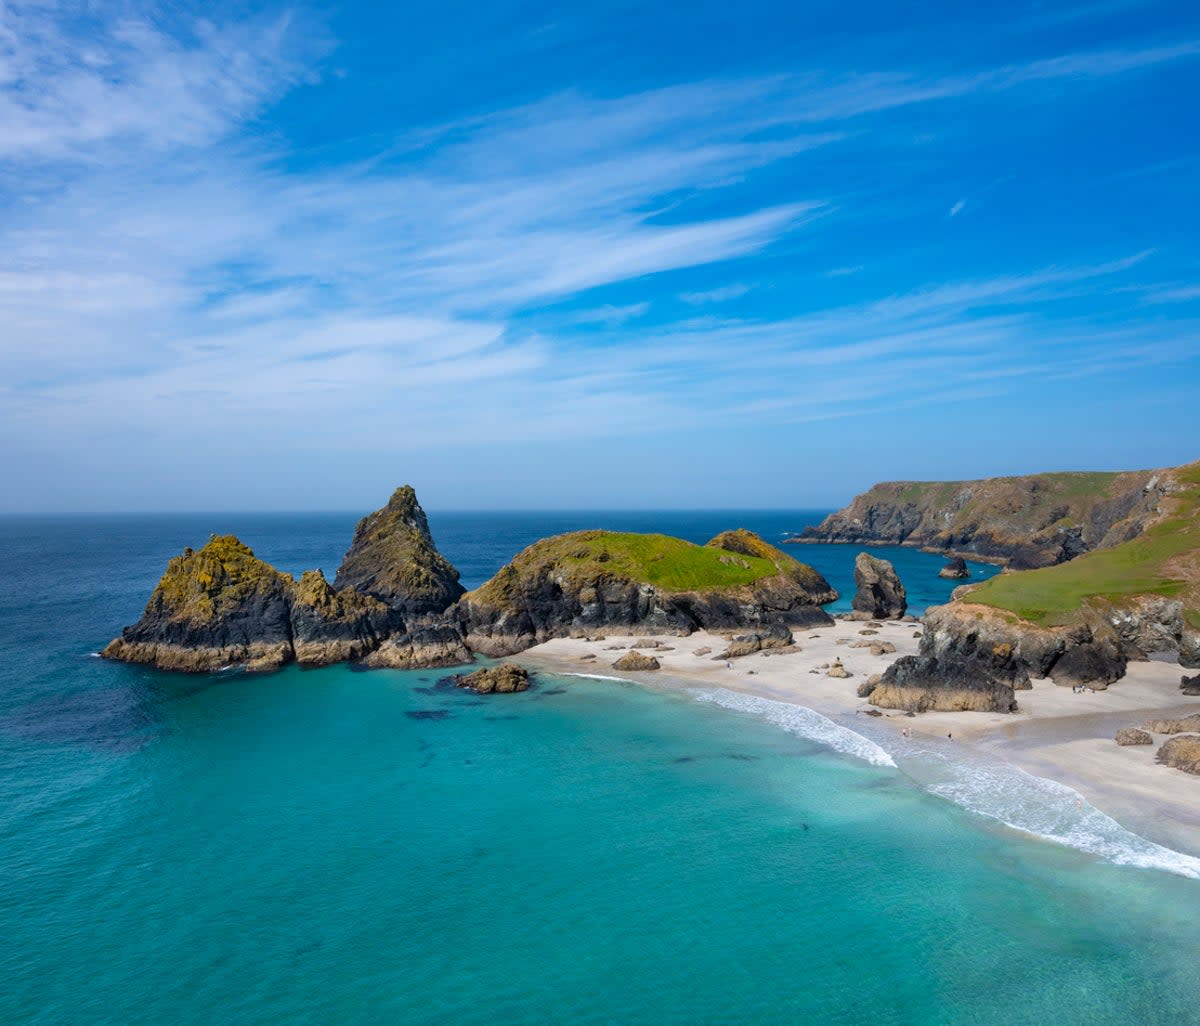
top-left (862, 460), bottom-right (1200, 710)
top-left (797, 468), bottom-right (1170, 569)
top-left (457, 528), bottom-right (837, 656)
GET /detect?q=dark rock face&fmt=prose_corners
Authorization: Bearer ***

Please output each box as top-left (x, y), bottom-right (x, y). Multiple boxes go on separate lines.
top-left (1182, 674), bottom-right (1200, 696)
top-left (851, 553), bottom-right (907, 620)
top-left (104, 488), bottom-right (475, 675)
top-left (938, 556), bottom-right (970, 579)
top-left (866, 654), bottom-right (1019, 713)
top-left (797, 469), bottom-right (1168, 568)
top-left (455, 663), bottom-right (529, 694)
top-left (334, 485), bottom-right (465, 616)
top-left (290, 570), bottom-right (395, 666)
top-left (1156, 735), bottom-right (1200, 775)
top-left (102, 536), bottom-right (299, 673)
top-left (362, 622), bottom-right (473, 670)
top-left (1115, 728), bottom-right (1153, 746)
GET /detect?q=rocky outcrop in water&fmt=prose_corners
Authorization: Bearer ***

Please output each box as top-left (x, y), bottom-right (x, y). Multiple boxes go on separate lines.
top-left (454, 663), bottom-right (529, 693)
top-left (103, 488), bottom-right (474, 674)
top-left (458, 529), bottom-right (835, 656)
top-left (796, 469), bottom-right (1170, 569)
top-left (334, 485), bottom-right (465, 616)
top-left (102, 536), bottom-right (301, 673)
top-left (939, 557), bottom-right (970, 579)
top-left (851, 553), bottom-right (906, 620)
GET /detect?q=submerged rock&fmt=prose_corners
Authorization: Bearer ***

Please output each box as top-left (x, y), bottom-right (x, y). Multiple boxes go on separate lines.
top-left (851, 553), bottom-right (907, 620)
top-left (455, 663), bottom-right (529, 694)
top-left (1156, 734), bottom-right (1200, 775)
top-left (1115, 727), bottom-right (1153, 746)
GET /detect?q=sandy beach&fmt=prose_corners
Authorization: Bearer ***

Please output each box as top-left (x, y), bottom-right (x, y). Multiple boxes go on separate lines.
top-left (522, 619), bottom-right (1200, 859)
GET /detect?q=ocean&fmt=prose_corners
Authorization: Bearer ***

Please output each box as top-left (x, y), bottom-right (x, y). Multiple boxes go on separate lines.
top-left (2, 511), bottom-right (1198, 1026)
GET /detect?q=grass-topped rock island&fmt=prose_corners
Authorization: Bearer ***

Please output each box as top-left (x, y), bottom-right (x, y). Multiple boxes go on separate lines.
top-left (103, 490), bottom-right (839, 674)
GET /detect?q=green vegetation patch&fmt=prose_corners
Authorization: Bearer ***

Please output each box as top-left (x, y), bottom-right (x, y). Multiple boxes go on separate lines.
top-left (153, 535), bottom-right (291, 622)
top-left (473, 530), bottom-right (783, 599)
top-left (970, 466), bottom-right (1200, 625)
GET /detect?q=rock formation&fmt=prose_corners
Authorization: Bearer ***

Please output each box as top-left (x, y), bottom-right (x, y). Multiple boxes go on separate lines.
top-left (104, 487), bottom-right (474, 674)
top-left (458, 529), bottom-right (835, 656)
top-left (613, 651), bottom-right (660, 671)
top-left (454, 663), bottom-right (529, 694)
top-left (1115, 727), bottom-right (1153, 746)
top-left (939, 556), bottom-right (970, 579)
top-left (1141, 714), bottom-right (1200, 735)
top-left (1182, 674), bottom-right (1200, 696)
top-left (851, 553), bottom-right (906, 620)
top-left (717, 624), bottom-right (794, 659)
top-left (102, 536), bottom-right (300, 673)
top-left (796, 468), bottom-right (1171, 569)
top-left (1156, 735), bottom-right (1200, 775)
top-left (334, 485), bottom-right (465, 615)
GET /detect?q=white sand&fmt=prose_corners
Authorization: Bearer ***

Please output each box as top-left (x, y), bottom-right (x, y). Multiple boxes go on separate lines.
top-left (522, 620), bottom-right (1200, 857)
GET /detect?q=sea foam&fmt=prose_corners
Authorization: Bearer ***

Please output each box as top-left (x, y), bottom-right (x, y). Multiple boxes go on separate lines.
top-left (692, 688), bottom-right (897, 768)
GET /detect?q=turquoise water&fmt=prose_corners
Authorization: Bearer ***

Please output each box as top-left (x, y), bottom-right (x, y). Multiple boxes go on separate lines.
top-left (2, 513), bottom-right (1197, 1025)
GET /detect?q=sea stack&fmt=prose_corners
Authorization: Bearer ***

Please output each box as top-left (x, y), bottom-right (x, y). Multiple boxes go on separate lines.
top-left (334, 485), bottom-right (465, 616)
top-left (939, 556), bottom-right (970, 579)
top-left (851, 552), bottom-right (907, 620)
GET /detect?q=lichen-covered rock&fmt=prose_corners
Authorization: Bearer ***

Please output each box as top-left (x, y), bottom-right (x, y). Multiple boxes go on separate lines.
top-left (1141, 714), bottom-right (1200, 735)
top-left (290, 570), bottom-right (394, 666)
top-left (851, 553), bottom-right (907, 620)
top-left (458, 529), bottom-right (835, 656)
top-left (1156, 734), bottom-right (1200, 775)
top-left (102, 535), bottom-right (297, 673)
top-left (455, 663), bottom-right (529, 694)
top-left (1115, 727), bottom-right (1153, 746)
top-left (334, 485), bottom-right (465, 616)
top-left (613, 651), bottom-right (661, 671)
top-left (939, 557), bottom-right (970, 579)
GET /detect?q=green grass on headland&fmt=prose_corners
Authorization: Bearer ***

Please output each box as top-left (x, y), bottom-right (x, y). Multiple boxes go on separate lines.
top-left (970, 464), bottom-right (1200, 626)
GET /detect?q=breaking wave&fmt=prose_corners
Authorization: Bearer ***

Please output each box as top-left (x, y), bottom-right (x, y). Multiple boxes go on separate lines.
top-left (692, 688), bottom-right (897, 768)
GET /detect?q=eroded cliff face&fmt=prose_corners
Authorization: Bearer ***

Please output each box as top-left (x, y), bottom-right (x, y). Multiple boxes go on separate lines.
top-left (456, 529), bottom-right (837, 656)
top-left (797, 469), bottom-right (1171, 569)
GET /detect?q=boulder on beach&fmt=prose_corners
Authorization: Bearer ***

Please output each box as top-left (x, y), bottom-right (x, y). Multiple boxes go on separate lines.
top-left (827, 660), bottom-right (852, 678)
top-left (1156, 734), bottom-right (1200, 775)
top-left (1141, 714), bottom-right (1200, 735)
top-left (1114, 727), bottom-right (1153, 746)
top-left (613, 651), bottom-right (661, 671)
top-left (1182, 674), bottom-right (1200, 696)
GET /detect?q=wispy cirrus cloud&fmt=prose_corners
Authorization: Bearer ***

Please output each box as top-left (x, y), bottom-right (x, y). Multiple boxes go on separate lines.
top-left (1, 1), bottom-right (1198, 508)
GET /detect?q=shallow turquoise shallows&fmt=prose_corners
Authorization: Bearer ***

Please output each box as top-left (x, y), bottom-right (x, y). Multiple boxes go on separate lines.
top-left (1, 513), bottom-right (1197, 1026)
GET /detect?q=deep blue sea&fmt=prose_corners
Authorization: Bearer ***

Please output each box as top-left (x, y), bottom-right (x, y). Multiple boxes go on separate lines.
top-left (2, 511), bottom-right (1199, 1026)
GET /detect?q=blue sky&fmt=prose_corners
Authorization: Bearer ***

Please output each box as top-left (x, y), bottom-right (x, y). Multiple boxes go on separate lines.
top-left (1, 0), bottom-right (1198, 511)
